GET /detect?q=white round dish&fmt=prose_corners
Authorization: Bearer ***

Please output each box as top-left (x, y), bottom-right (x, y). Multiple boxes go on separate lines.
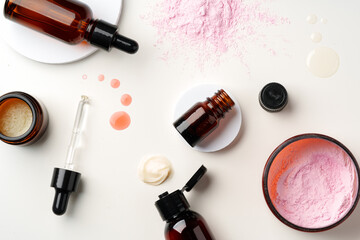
top-left (0, 0), bottom-right (122, 64)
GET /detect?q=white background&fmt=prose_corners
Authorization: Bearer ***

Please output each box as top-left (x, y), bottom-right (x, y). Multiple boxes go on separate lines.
top-left (1, 0), bottom-right (360, 239)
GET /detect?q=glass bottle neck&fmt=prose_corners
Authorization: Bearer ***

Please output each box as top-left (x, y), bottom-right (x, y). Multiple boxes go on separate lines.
top-left (166, 209), bottom-right (194, 223)
top-left (84, 19), bottom-right (96, 41)
top-left (205, 89), bottom-right (235, 119)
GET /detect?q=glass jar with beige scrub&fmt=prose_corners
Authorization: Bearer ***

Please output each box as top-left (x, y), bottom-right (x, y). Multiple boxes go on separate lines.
top-left (0, 92), bottom-right (48, 145)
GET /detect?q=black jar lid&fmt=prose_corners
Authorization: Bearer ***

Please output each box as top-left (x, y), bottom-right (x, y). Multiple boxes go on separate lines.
top-left (259, 82), bottom-right (288, 112)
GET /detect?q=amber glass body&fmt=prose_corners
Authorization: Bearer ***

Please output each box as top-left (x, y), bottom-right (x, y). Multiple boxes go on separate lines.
top-left (165, 210), bottom-right (214, 240)
top-left (4, 0), bottom-right (93, 44)
top-left (173, 89), bottom-right (235, 147)
top-left (0, 92), bottom-right (48, 145)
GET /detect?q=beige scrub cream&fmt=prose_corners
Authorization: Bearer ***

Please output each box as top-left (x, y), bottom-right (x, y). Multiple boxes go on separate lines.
top-left (0, 92), bottom-right (48, 145)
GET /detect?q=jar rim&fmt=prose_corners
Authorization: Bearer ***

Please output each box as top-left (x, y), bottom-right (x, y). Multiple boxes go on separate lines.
top-left (0, 92), bottom-right (38, 144)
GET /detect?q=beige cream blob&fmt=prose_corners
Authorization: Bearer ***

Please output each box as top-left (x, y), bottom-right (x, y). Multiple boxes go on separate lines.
top-left (306, 47), bottom-right (340, 78)
top-left (138, 155), bottom-right (172, 185)
top-left (0, 98), bottom-right (33, 137)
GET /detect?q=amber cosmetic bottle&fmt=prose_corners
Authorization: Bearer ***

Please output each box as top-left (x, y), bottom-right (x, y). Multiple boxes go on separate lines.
top-left (173, 89), bottom-right (235, 147)
top-left (4, 0), bottom-right (138, 54)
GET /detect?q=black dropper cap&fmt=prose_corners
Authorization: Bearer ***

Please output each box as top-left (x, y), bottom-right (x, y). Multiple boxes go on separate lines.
top-left (50, 168), bottom-right (81, 215)
top-left (155, 165), bottom-right (207, 221)
top-left (89, 20), bottom-right (139, 54)
top-left (259, 82), bottom-right (288, 112)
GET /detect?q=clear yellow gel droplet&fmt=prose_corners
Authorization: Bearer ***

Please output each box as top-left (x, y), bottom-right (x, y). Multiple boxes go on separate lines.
top-left (306, 14), bottom-right (317, 24)
top-left (320, 18), bottom-right (328, 24)
top-left (310, 32), bottom-right (322, 43)
top-left (306, 47), bottom-right (340, 78)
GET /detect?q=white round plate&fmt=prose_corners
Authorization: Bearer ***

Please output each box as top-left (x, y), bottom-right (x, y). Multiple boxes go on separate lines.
top-left (0, 0), bottom-right (122, 64)
top-left (173, 84), bottom-right (242, 153)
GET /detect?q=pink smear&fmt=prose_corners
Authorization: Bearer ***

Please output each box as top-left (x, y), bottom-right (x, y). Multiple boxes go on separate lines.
top-left (121, 94), bottom-right (132, 106)
top-left (111, 79), bottom-right (120, 88)
top-left (148, 0), bottom-right (289, 66)
top-left (275, 141), bottom-right (358, 228)
top-left (82, 74), bottom-right (87, 80)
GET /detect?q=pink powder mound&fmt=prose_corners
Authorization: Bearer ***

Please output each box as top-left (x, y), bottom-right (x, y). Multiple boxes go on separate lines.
top-left (274, 140), bottom-right (359, 229)
top-left (149, 0), bottom-right (288, 64)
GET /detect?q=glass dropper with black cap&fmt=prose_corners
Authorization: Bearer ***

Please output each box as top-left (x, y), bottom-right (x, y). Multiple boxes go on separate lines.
top-left (4, 0), bottom-right (139, 54)
top-left (155, 165), bottom-right (215, 240)
top-left (51, 96), bottom-right (89, 216)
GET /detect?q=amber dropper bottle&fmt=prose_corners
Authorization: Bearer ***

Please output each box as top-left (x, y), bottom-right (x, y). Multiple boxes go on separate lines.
top-left (173, 89), bottom-right (235, 147)
top-left (4, 0), bottom-right (138, 54)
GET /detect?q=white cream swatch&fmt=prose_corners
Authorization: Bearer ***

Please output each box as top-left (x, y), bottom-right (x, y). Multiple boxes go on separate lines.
top-left (138, 155), bottom-right (172, 185)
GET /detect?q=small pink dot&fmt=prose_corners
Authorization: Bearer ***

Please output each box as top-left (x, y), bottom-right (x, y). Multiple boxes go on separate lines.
top-left (111, 79), bottom-right (120, 88)
top-left (98, 74), bottom-right (105, 82)
top-left (121, 94), bottom-right (132, 106)
top-left (82, 74), bottom-right (87, 80)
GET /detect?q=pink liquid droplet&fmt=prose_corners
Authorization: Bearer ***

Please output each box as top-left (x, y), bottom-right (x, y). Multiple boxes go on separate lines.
top-left (121, 94), bottom-right (132, 106)
top-left (111, 79), bottom-right (120, 88)
top-left (98, 74), bottom-right (105, 82)
top-left (110, 111), bottom-right (131, 130)
top-left (82, 74), bottom-right (88, 80)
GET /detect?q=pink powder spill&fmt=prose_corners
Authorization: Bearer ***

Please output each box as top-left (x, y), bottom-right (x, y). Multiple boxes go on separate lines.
top-left (274, 140), bottom-right (358, 229)
top-left (148, 0), bottom-right (289, 65)
top-left (110, 79), bottom-right (120, 88)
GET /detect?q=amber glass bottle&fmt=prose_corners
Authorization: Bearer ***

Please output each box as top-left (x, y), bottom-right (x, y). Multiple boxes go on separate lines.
top-left (4, 0), bottom-right (138, 53)
top-left (173, 89), bottom-right (235, 147)
top-left (165, 204), bottom-right (214, 240)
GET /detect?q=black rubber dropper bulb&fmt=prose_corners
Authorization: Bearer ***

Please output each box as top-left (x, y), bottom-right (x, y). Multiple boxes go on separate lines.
top-left (51, 168), bottom-right (81, 215)
top-left (89, 20), bottom-right (139, 54)
top-left (51, 96), bottom-right (89, 216)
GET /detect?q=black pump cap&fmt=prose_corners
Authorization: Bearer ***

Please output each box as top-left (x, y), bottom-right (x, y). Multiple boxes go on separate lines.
top-left (259, 82), bottom-right (288, 112)
top-left (89, 20), bottom-right (139, 54)
top-left (155, 165), bottom-right (207, 221)
top-left (50, 168), bottom-right (81, 215)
